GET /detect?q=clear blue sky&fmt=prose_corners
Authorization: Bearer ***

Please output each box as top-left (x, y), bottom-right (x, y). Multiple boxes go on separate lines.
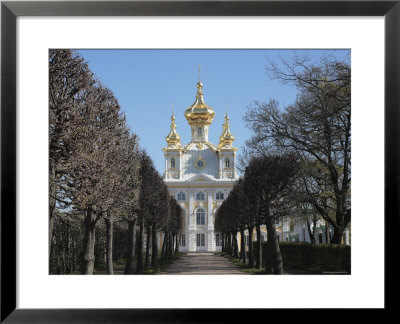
top-left (77, 49), bottom-right (349, 175)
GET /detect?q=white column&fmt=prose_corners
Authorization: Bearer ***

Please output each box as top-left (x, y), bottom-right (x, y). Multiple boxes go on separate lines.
top-left (188, 191), bottom-right (194, 229)
top-left (207, 191), bottom-right (214, 251)
top-left (344, 227), bottom-right (350, 245)
top-left (233, 152), bottom-right (237, 178)
top-left (207, 191), bottom-right (213, 230)
top-left (218, 153), bottom-right (222, 179)
top-left (187, 191), bottom-right (195, 251)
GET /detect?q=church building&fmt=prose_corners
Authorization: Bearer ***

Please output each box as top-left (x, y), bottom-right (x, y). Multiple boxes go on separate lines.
top-left (163, 76), bottom-right (238, 252)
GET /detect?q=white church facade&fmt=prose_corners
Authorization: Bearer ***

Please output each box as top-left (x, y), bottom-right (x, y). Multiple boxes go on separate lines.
top-left (162, 78), bottom-right (238, 252)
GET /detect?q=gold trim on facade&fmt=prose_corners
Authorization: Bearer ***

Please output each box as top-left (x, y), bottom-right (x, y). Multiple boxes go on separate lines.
top-left (165, 183), bottom-right (235, 189)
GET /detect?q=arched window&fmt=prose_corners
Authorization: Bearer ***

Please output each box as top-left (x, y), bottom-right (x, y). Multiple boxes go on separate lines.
top-left (177, 192), bottom-right (185, 201)
top-left (198, 127), bottom-right (202, 135)
top-left (216, 192), bottom-right (224, 200)
top-left (196, 191), bottom-right (205, 201)
top-left (196, 208), bottom-right (206, 225)
top-left (225, 158), bottom-right (230, 168)
top-left (170, 157), bottom-right (176, 169)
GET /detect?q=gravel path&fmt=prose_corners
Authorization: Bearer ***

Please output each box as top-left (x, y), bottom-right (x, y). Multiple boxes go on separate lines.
top-left (160, 253), bottom-right (248, 275)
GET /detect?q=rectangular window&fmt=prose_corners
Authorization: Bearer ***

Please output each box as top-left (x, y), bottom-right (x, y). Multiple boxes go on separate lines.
top-left (179, 234), bottom-right (186, 247)
top-left (216, 233), bottom-right (220, 246)
top-left (196, 192), bottom-right (205, 201)
top-left (197, 234), bottom-right (205, 247)
top-left (245, 235), bottom-right (249, 246)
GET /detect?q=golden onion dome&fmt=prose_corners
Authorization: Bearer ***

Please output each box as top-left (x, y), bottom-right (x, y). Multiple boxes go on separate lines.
top-left (184, 81), bottom-right (215, 125)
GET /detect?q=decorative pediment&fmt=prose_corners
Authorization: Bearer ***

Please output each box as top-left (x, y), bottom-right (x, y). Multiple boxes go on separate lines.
top-left (188, 173), bottom-right (215, 182)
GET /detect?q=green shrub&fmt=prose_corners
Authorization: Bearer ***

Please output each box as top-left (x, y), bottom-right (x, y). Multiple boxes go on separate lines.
top-left (279, 242), bottom-right (351, 274)
top-left (253, 241), bottom-right (351, 274)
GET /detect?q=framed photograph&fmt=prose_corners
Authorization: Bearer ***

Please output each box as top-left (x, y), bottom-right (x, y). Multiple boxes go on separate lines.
top-left (1, 0), bottom-right (398, 321)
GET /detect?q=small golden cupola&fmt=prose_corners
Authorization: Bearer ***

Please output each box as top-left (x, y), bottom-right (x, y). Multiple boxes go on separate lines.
top-left (165, 105), bottom-right (182, 148)
top-left (184, 67), bottom-right (215, 126)
top-left (218, 112), bottom-right (235, 148)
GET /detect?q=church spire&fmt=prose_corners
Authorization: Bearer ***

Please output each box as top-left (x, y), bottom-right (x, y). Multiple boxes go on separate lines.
top-left (218, 107), bottom-right (235, 148)
top-left (198, 64), bottom-right (201, 83)
top-left (165, 103), bottom-right (182, 148)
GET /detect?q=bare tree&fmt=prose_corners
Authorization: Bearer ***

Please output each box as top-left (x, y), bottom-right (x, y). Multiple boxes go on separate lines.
top-left (49, 49), bottom-right (93, 271)
top-left (244, 55), bottom-right (351, 244)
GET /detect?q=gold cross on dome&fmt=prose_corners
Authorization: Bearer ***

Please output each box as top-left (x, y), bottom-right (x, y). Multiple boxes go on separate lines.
top-left (198, 65), bottom-right (201, 82)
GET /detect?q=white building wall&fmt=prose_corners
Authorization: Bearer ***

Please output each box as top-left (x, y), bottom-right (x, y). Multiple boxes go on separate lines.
top-left (181, 147), bottom-right (219, 180)
top-left (164, 138), bottom-right (236, 252)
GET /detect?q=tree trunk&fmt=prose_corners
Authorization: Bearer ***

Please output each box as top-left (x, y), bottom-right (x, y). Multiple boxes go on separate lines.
top-left (49, 216), bottom-right (54, 273)
top-left (248, 226), bottom-right (254, 267)
top-left (49, 166), bottom-right (57, 274)
top-left (230, 234), bottom-right (235, 256)
top-left (255, 225), bottom-right (262, 269)
top-left (105, 217), bottom-right (114, 275)
top-left (240, 229), bottom-right (246, 263)
top-left (306, 219), bottom-right (316, 244)
top-left (151, 225), bottom-right (158, 267)
top-left (145, 225), bottom-right (151, 268)
top-left (227, 233), bottom-right (231, 255)
top-left (124, 218), bottom-right (137, 274)
top-left (136, 219), bottom-right (144, 273)
top-left (325, 221), bottom-right (331, 244)
top-left (265, 203), bottom-right (283, 274)
top-left (169, 233), bottom-right (173, 257)
top-left (161, 233), bottom-right (167, 260)
top-left (65, 224), bottom-right (72, 274)
top-left (170, 233), bottom-right (174, 256)
top-left (164, 233), bottom-right (169, 259)
top-left (175, 233), bottom-right (179, 253)
top-left (232, 232), bottom-right (239, 258)
top-left (81, 206), bottom-right (98, 274)
top-left (331, 225), bottom-right (344, 244)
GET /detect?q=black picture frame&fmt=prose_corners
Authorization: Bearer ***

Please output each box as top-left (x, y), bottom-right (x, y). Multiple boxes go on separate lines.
top-left (1, 0), bottom-right (398, 322)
